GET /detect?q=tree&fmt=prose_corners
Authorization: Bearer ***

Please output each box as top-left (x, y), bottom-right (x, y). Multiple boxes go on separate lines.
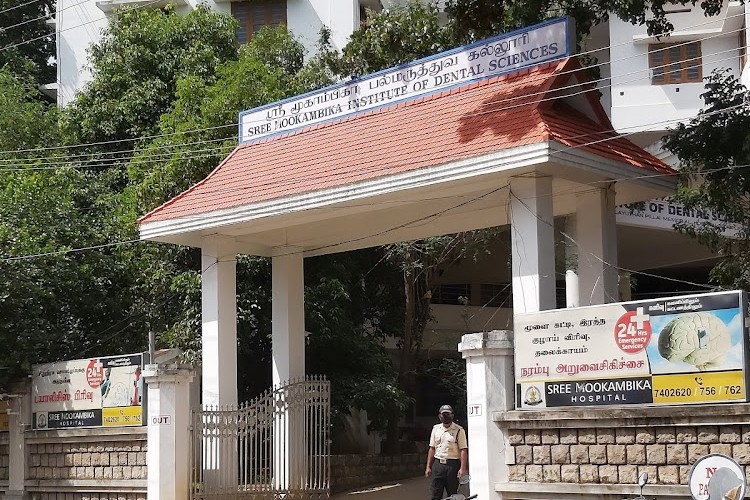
top-left (663, 70), bottom-right (750, 290)
top-left (0, 0), bottom-right (55, 84)
top-left (61, 4), bottom-right (239, 153)
top-left (120, 27), bottom-right (410, 422)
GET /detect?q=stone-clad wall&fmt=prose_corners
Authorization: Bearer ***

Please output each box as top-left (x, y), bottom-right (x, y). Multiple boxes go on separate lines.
top-left (497, 403), bottom-right (750, 496)
top-left (27, 440), bottom-right (146, 480)
top-left (506, 425), bottom-right (750, 486)
top-left (23, 427), bottom-right (147, 499)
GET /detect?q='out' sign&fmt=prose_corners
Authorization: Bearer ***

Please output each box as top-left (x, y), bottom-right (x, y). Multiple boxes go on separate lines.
top-left (468, 404), bottom-right (482, 417)
top-left (688, 454), bottom-right (746, 500)
top-left (151, 415), bottom-right (171, 425)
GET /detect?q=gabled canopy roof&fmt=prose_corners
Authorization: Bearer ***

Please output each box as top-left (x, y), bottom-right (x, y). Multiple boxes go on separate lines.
top-left (139, 58), bottom-right (675, 256)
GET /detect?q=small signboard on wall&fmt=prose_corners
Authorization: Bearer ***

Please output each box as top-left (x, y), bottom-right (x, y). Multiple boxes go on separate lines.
top-left (514, 291), bottom-right (748, 409)
top-left (32, 353), bottom-right (145, 429)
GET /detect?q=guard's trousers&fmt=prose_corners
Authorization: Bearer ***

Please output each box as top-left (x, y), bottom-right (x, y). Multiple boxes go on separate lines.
top-left (430, 459), bottom-right (460, 500)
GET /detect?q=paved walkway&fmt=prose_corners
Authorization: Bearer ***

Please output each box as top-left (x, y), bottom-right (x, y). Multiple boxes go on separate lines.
top-left (332, 475), bottom-right (430, 500)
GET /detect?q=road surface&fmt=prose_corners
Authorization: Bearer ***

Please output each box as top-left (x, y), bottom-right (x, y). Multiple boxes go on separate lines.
top-left (332, 475), bottom-right (430, 500)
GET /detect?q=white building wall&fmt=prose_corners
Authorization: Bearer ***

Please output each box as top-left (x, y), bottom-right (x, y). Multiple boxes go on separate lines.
top-left (608, 4), bottom-right (743, 134)
top-left (56, 0), bottom-right (108, 107)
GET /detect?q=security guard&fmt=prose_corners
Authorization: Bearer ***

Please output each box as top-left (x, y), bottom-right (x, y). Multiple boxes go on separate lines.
top-left (425, 404), bottom-right (468, 500)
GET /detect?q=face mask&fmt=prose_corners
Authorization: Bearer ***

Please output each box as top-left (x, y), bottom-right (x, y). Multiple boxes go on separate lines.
top-left (440, 414), bottom-right (453, 424)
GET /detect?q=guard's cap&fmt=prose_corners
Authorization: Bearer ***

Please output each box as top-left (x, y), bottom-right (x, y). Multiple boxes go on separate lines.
top-left (439, 405), bottom-right (454, 414)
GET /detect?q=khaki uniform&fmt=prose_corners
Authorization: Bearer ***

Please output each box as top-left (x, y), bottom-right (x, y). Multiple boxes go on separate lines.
top-left (429, 422), bottom-right (467, 500)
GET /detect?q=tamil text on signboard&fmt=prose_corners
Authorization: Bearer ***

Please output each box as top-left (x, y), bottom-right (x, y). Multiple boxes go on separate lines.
top-left (238, 17), bottom-right (572, 143)
top-left (515, 291), bottom-right (748, 409)
top-left (32, 353), bottom-right (145, 429)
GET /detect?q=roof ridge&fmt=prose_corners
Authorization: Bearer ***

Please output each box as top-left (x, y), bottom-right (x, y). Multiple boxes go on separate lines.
top-left (137, 145), bottom-right (242, 224)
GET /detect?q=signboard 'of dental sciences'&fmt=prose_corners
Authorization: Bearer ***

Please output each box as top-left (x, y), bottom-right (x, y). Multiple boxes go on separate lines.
top-left (239, 17), bottom-right (572, 143)
top-left (515, 291), bottom-right (748, 409)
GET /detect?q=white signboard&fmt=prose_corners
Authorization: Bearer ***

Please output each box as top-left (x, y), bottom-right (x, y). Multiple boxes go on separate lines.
top-left (239, 17), bottom-right (572, 143)
top-left (32, 353), bottom-right (145, 429)
top-left (616, 199), bottom-right (741, 238)
top-left (515, 291), bottom-right (749, 409)
top-left (689, 454), bottom-right (746, 500)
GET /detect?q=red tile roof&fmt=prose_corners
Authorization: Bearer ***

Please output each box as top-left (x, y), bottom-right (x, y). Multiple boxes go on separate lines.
top-left (139, 58), bottom-right (673, 224)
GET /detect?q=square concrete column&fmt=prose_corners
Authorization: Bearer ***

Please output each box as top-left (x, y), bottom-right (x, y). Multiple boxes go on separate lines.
top-left (575, 186), bottom-right (618, 305)
top-left (201, 238), bottom-right (237, 407)
top-left (271, 246), bottom-right (307, 491)
top-left (509, 176), bottom-right (556, 313)
top-left (6, 391), bottom-right (30, 500)
top-left (271, 246), bottom-right (305, 386)
top-left (144, 364), bottom-right (195, 500)
top-left (459, 331), bottom-right (515, 500)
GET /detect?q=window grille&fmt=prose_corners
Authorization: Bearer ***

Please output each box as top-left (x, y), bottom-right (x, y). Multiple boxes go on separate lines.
top-left (648, 42), bottom-right (702, 84)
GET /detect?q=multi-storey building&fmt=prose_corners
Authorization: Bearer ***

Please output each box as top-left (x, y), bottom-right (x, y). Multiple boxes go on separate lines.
top-left (54, 0), bottom-right (388, 105)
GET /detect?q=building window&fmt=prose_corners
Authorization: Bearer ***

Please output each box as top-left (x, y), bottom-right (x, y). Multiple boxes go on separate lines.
top-left (740, 28), bottom-right (747, 71)
top-left (431, 284), bottom-right (471, 305)
top-left (479, 283), bottom-right (512, 308)
top-left (648, 42), bottom-right (702, 84)
top-left (232, 0), bottom-right (287, 44)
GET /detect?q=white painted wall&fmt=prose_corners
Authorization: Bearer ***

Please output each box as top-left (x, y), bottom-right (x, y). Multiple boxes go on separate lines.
top-left (56, 0), bottom-right (108, 106)
top-left (288, 0), bottom-right (358, 56)
top-left (608, 4), bottom-right (743, 134)
top-left (56, 0), bottom-right (360, 107)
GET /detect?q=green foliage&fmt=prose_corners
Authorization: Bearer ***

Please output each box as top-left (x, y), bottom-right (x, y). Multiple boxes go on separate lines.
top-left (0, 69), bottom-right (57, 154)
top-left (0, 0), bottom-right (55, 84)
top-left (330, 1), bottom-right (447, 76)
top-left (62, 5), bottom-right (240, 151)
top-left (664, 70), bottom-right (750, 289)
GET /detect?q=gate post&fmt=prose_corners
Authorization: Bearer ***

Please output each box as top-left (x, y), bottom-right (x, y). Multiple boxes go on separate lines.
top-left (459, 330), bottom-right (514, 500)
top-left (143, 364), bottom-right (195, 500)
top-left (6, 387), bottom-right (30, 500)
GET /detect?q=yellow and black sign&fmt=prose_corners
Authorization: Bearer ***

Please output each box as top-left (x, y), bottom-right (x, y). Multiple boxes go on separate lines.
top-left (652, 370), bottom-right (745, 404)
top-left (102, 406), bottom-right (142, 427)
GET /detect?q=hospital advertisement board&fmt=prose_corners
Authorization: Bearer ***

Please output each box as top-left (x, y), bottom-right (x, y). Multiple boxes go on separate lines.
top-left (32, 353), bottom-right (145, 429)
top-left (515, 291), bottom-right (748, 409)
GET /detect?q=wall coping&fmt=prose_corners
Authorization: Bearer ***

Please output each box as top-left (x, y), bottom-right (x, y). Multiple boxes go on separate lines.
top-left (495, 403), bottom-right (750, 428)
top-left (24, 479), bottom-right (146, 493)
top-left (25, 426), bottom-right (147, 443)
top-left (497, 481), bottom-right (689, 498)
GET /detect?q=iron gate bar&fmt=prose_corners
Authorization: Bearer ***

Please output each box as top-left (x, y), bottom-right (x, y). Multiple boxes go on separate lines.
top-left (190, 376), bottom-right (331, 500)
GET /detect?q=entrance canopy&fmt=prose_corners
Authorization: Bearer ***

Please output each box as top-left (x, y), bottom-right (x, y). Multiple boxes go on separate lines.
top-left (138, 58), bottom-right (674, 256)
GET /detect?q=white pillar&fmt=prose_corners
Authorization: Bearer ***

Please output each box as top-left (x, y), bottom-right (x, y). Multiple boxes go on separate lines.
top-left (575, 186), bottom-right (618, 306)
top-left (509, 176), bottom-right (556, 313)
top-left (144, 364), bottom-right (195, 500)
top-left (271, 246), bottom-right (306, 491)
top-left (6, 392), bottom-right (29, 500)
top-left (271, 247), bottom-right (305, 386)
top-left (564, 216), bottom-right (579, 308)
top-left (201, 238), bottom-right (237, 407)
top-left (459, 331), bottom-right (514, 500)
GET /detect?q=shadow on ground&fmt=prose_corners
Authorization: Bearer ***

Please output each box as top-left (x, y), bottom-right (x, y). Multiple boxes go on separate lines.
top-left (332, 476), bottom-right (429, 500)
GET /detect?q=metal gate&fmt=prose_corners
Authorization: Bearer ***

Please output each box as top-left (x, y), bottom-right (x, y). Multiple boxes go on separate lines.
top-left (190, 376), bottom-right (331, 499)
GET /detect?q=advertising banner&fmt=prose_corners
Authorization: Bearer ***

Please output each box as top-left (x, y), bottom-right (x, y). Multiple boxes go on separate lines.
top-left (239, 17), bottom-right (572, 143)
top-left (515, 291), bottom-right (748, 409)
top-left (32, 353), bottom-right (145, 429)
